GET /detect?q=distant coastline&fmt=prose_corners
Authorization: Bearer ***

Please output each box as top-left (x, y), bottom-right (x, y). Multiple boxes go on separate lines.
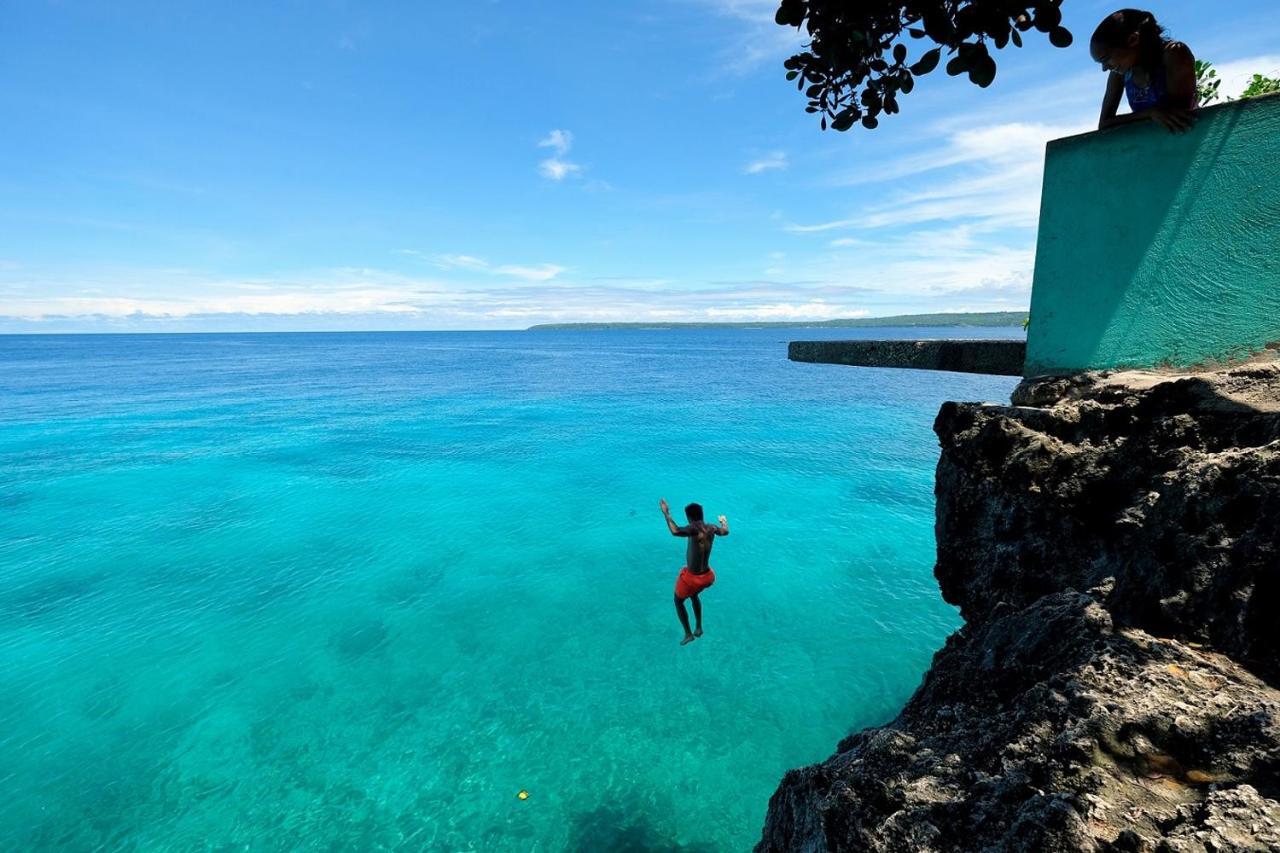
top-left (525, 311), bottom-right (1028, 331)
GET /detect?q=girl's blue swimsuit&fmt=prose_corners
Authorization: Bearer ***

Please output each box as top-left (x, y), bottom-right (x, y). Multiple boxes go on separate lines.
top-left (1124, 65), bottom-right (1167, 113)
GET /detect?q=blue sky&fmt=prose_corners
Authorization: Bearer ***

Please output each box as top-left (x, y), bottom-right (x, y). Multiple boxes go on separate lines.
top-left (1, 0), bottom-right (1277, 331)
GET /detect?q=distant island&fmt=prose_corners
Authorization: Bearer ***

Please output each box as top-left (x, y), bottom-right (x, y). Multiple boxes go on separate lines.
top-left (526, 311), bottom-right (1028, 331)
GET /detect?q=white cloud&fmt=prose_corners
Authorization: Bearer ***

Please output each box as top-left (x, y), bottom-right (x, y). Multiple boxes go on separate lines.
top-left (788, 120), bottom-right (1089, 236)
top-left (703, 0), bottom-right (777, 23)
top-left (698, 0), bottom-right (806, 75)
top-left (705, 301), bottom-right (862, 321)
top-left (744, 151), bottom-right (788, 174)
top-left (828, 120), bottom-right (1089, 188)
top-left (538, 129), bottom-right (573, 155)
top-left (537, 129), bottom-right (583, 181)
top-left (494, 264), bottom-right (565, 282)
top-left (784, 218), bottom-right (861, 234)
top-left (0, 286), bottom-right (426, 320)
top-left (0, 267), bottom-right (894, 330)
top-left (538, 158), bottom-right (583, 181)
top-left (430, 254), bottom-right (490, 271)
top-left (402, 252), bottom-right (564, 281)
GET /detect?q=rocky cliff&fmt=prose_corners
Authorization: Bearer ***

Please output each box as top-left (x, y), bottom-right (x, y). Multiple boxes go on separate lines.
top-left (757, 361), bottom-right (1280, 852)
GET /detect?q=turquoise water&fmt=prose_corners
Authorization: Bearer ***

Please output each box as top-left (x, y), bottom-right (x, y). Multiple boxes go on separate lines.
top-left (0, 329), bottom-right (1019, 851)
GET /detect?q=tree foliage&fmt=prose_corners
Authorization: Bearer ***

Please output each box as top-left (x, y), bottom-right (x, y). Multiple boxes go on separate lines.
top-left (1195, 60), bottom-right (1221, 106)
top-left (775, 1), bottom-right (1073, 130)
top-left (1240, 73), bottom-right (1280, 100)
top-left (1195, 62), bottom-right (1278, 104)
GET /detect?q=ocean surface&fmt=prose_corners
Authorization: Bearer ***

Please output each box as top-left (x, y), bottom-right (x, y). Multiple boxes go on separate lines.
top-left (0, 328), bottom-right (1021, 851)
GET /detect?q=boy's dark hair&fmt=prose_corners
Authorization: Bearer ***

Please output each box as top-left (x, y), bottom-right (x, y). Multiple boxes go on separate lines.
top-left (1091, 9), bottom-right (1168, 72)
top-left (684, 503), bottom-right (704, 522)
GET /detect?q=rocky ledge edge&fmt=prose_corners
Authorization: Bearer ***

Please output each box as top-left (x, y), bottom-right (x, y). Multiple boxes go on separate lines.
top-left (757, 360), bottom-right (1280, 852)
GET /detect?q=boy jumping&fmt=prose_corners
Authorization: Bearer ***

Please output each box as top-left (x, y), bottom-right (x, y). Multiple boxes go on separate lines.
top-left (659, 498), bottom-right (729, 645)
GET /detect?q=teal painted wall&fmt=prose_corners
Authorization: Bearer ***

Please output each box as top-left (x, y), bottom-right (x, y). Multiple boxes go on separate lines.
top-left (1025, 94), bottom-right (1280, 376)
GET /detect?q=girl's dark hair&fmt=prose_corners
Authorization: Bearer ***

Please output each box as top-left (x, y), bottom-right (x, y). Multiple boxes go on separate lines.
top-left (1092, 9), bottom-right (1168, 71)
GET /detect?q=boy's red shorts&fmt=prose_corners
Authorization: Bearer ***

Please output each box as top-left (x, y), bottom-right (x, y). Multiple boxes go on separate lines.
top-left (674, 566), bottom-right (715, 600)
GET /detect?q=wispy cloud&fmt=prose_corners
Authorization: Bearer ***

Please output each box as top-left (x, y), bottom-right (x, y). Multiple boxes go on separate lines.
top-left (427, 253), bottom-right (490, 271)
top-left (403, 252), bottom-right (566, 282)
top-left (787, 120), bottom-right (1089, 235)
top-left (538, 129), bottom-right (573, 156)
top-left (744, 150), bottom-right (788, 174)
top-left (784, 218), bottom-right (861, 234)
top-left (698, 0), bottom-right (806, 75)
top-left (537, 129), bottom-right (583, 181)
top-left (0, 284), bottom-right (426, 321)
top-left (0, 267), bottom-right (889, 330)
top-left (494, 264), bottom-right (565, 282)
top-left (539, 159), bottom-right (583, 181)
top-left (705, 302), bottom-right (863, 321)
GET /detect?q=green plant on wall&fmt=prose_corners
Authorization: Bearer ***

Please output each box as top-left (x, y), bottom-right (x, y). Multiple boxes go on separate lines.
top-left (1241, 74), bottom-right (1280, 99)
top-left (1195, 60), bottom-right (1221, 105)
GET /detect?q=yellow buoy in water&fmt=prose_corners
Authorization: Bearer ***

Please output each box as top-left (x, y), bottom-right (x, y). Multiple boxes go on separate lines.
top-left (517, 790), bottom-right (529, 800)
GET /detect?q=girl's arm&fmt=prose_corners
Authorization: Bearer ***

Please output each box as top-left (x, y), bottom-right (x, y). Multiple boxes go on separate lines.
top-left (1098, 72), bottom-right (1126, 129)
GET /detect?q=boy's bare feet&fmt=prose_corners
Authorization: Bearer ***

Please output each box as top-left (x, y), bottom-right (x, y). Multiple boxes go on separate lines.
top-left (681, 634), bottom-right (696, 645)
top-left (694, 627), bottom-right (703, 637)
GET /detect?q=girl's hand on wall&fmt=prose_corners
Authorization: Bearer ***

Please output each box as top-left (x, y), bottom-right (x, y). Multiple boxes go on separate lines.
top-left (1150, 108), bottom-right (1196, 133)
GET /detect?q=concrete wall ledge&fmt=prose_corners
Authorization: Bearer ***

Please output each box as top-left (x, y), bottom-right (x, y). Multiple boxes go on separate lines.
top-left (788, 339), bottom-right (1026, 376)
top-left (1026, 93), bottom-right (1280, 375)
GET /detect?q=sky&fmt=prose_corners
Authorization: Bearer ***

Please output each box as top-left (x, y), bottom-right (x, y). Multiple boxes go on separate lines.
top-left (1, 0), bottom-right (1277, 332)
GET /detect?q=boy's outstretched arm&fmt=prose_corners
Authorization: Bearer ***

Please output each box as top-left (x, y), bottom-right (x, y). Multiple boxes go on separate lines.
top-left (659, 498), bottom-right (687, 536)
top-left (716, 514), bottom-right (730, 536)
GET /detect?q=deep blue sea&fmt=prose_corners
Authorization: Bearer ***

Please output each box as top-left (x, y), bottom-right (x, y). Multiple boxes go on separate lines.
top-left (0, 328), bottom-right (1020, 851)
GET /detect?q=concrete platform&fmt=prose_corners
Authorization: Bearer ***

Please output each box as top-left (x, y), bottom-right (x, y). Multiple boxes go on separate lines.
top-left (788, 339), bottom-right (1026, 376)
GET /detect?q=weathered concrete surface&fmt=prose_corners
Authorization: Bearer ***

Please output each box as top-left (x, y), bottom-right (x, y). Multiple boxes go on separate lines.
top-left (788, 339), bottom-right (1026, 376)
top-left (1027, 94), bottom-right (1280, 375)
top-left (758, 358), bottom-right (1280, 852)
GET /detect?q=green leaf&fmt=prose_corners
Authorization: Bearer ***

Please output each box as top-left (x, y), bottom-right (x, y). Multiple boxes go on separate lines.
top-left (774, 0), bottom-right (804, 27)
top-left (893, 43), bottom-right (907, 64)
top-left (910, 47), bottom-right (941, 75)
top-left (1033, 5), bottom-right (1061, 33)
top-left (968, 56), bottom-right (997, 88)
top-left (1048, 26), bottom-right (1073, 48)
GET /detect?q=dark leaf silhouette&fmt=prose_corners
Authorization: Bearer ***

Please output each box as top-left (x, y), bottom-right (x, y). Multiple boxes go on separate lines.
top-left (775, 1), bottom-right (1073, 131)
top-left (910, 47), bottom-right (942, 75)
top-left (1049, 26), bottom-right (1073, 48)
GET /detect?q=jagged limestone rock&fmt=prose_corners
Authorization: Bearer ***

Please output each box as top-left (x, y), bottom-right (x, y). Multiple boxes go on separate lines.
top-left (758, 361), bottom-right (1280, 852)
